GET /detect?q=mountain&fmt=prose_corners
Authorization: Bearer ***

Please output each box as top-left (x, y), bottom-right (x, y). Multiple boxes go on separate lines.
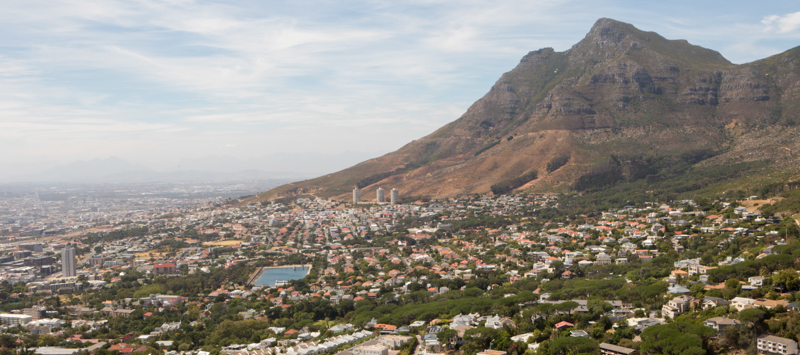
top-left (244, 18), bottom-right (800, 204)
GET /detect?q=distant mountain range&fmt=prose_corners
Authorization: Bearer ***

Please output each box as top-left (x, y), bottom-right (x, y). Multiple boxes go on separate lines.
top-left (244, 18), bottom-right (800, 204)
top-left (4, 152), bottom-right (380, 183)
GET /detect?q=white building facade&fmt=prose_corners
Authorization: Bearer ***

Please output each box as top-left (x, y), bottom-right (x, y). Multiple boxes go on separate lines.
top-left (61, 247), bottom-right (76, 277)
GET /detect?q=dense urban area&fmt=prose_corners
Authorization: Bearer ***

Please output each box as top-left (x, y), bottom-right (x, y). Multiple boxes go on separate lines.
top-left (1, 183), bottom-right (800, 355)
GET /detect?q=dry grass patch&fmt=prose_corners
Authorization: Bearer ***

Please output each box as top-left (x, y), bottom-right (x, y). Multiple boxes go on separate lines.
top-left (740, 198), bottom-right (783, 214)
top-left (202, 240), bottom-right (243, 246)
top-left (134, 251), bottom-right (167, 260)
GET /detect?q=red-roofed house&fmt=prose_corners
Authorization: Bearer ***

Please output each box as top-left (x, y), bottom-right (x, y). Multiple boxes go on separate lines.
top-left (208, 290), bottom-right (229, 297)
top-left (554, 321), bottom-right (574, 330)
top-left (108, 344), bottom-right (125, 352)
top-left (109, 343), bottom-right (135, 355)
top-left (153, 263), bottom-right (176, 275)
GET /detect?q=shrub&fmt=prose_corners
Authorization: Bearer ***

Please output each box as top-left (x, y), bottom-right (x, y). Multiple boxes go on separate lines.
top-left (491, 171), bottom-right (539, 195)
top-left (546, 154), bottom-right (570, 173)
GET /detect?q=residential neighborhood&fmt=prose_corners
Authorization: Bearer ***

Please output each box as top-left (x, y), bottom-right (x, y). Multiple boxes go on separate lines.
top-left (0, 190), bottom-right (798, 355)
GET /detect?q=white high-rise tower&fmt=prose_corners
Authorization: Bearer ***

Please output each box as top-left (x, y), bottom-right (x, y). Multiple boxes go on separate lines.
top-left (376, 188), bottom-right (385, 203)
top-left (390, 188), bottom-right (399, 204)
top-left (353, 187), bottom-right (361, 203)
top-left (62, 247), bottom-right (76, 277)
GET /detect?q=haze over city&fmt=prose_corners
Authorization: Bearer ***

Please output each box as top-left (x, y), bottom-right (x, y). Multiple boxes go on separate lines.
top-left (2, 1), bottom-right (800, 181)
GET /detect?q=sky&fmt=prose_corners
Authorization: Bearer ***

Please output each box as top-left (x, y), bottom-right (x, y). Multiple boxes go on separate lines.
top-left (2, 0), bottom-right (800, 178)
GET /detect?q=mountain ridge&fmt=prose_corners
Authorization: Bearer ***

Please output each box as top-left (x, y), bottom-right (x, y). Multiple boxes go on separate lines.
top-left (243, 18), bottom-right (800, 204)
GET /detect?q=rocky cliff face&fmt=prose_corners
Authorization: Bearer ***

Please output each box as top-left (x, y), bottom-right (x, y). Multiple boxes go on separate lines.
top-left (245, 18), bottom-right (800, 203)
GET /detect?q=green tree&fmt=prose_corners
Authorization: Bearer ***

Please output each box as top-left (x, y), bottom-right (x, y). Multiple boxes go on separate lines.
top-left (545, 337), bottom-right (599, 355)
top-left (774, 269), bottom-right (800, 291)
top-left (639, 322), bottom-right (714, 355)
top-left (494, 331), bottom-right (513, 351)
top-left (739, 308), bottom-right (768, 337)
top-left (723, 278), bottom-right (741, 299)
top-left (587, 299), bottom-right (612, 319)
top-left (0, 335), bottom-right (16, 349)
top-left (554, 301), bottom-right (579, 315)
top-left (436, 329), bottom-right (458, 347)
top-left (720, 326), bottom-right (740, 347)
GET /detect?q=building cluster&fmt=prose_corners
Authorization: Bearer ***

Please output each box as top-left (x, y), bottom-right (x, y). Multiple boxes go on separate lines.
top-left (0, 182), bottom-right (265, 241)
top-left (0, 190), bottom-right (796, 355)
top-left (352, 187), bottom-right (399, 204)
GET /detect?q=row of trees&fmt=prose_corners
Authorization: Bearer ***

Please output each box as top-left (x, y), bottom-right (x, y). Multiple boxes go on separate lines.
top-left (491, 171), bottom-right (539, 195)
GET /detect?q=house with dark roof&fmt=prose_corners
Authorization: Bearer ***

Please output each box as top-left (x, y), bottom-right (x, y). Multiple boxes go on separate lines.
top-left (703, 317), bottom-right (740, 333)
top-left (701, 296), bottom-right (731, 310)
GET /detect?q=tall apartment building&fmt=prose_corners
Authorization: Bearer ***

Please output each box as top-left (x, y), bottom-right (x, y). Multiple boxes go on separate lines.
top-left (376, 188), bottom-right (385, 203)
top-left (61, 247), bottom-right (76, 277)
top-left (353, 187), bottom-right (361, 203)
top-left (390, 188), bottom-right (399, 204)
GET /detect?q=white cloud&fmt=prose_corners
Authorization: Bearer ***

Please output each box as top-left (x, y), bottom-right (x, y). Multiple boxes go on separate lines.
top-left (762, 11), bottom-right (800, 33)
top-left (1, 0), bottom-right (799, 176)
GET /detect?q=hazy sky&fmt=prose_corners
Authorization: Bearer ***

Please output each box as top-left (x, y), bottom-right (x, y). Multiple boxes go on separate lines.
top-left (2, 1), bottom-right (800, 175)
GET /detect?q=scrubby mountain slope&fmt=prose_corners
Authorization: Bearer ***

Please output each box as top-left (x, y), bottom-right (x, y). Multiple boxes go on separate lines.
top-left (243, 18), bottom-right (800, 204)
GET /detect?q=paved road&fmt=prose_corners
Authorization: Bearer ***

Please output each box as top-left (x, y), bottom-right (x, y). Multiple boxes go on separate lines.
top-left (412, 335), bottom-right (421, 355)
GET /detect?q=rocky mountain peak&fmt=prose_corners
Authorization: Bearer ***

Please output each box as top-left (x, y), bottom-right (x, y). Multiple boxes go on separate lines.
top-left (584, 18), bottom-right (631, 47)
top-left (244, 19), bottom-right (800, 203)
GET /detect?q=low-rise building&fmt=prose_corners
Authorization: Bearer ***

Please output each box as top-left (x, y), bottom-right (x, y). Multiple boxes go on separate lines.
top-left (758, 335), bottom-right (799, 355)
top-left (730, 297), bottom-right (756, 311)
top-left (379, 335), bottom-right (412, 349)
top-left (701, 296), bottom-right (730, 310)
top-left (34, 347), bottom-right (84, 355)
top-left (352, 345), bottom-right (388, 355)
top-left (22, 306), bottom-right (46, 320)
top-left (599, 343), bottom-right (637, 355)
top-left (477, 351), bottom-right (507, 355)
top-left (153, 263), bottom-right (177, 275)
top-left (0, 313), bottom-right (32, 325)
top-left (703, 317), bottom-right (740, 333)
top-left (662, 295), bottom-right (694, 319)
top-left (688, 264), bottom-right (717, 276)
